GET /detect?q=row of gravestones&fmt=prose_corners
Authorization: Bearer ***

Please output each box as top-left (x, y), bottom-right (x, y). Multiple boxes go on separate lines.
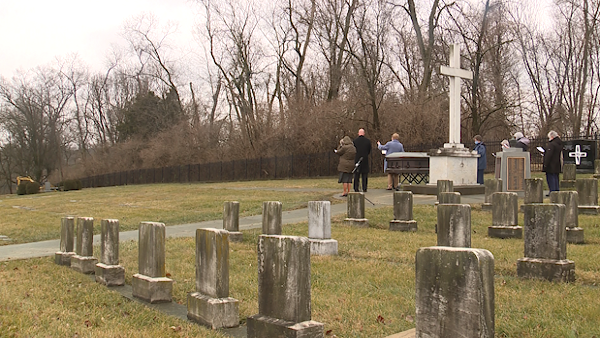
top-left (481, 176), bottom-right (600, 244)
top-left (52, 188), bottom-right (578, 338)
top-left (53, 201), bottom-right (340, 337)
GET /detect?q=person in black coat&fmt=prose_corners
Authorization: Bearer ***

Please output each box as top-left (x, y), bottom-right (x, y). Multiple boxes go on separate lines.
top-left (543, 130), bottom-right (563, 194)
top-left (353, 128), bottom-right (372, 192)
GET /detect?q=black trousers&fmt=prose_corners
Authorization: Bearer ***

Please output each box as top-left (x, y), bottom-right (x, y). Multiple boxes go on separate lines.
top-left (353, 171), bottom-right (368, 192)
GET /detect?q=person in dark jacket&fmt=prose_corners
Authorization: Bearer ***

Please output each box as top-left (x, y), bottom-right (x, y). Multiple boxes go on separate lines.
top-left (336, 136), bottom-right (357, 197)
top-left (353, 128), bottom-right (371, 192)
top-left (473, 135), bottom-right (486, 184)
top-left (543, 130), bottom-right (563, 194)
top-left (514, 132), bottom-right (530, 151)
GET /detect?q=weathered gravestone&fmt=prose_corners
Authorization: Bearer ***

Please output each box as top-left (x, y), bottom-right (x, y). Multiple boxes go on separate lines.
top-left (246, 235), bottom-right (324, 338)
top-left (415, 246), bottom-right (495, 338)
top-left (390, 191), bottom-right (418, 232)
top-left (594, 159), bottom-right (600, 179)
top-left (560, 163), bottom-right (577, 189)
top-left (438, 192), bottom-right (461, 204)
top-left (223, 201), bottom-right (243, 242)
top-left (524, 178), bottom-right (543, 205)
top-left (132, 222), bottom-right (173, 303)
top-left (71, 217), bottom-right (98, 274)
top-left (262, 201), bottom-right (282, 235)
top-left (517, 204), bottom-right (575, 282)
top-left (576, 178), bottom-right (600, 215)
top-left (489, 192), bottom-right (522, 239)
top-left (436, 180), bottom-right (454, 203)
top-left (437, 204), bottom-right (471, 247)
top-left (308, 201), bottom-right (338, 255)
top-left (95, 219), bottom-right (125, 286)
top-left (344, 192), bottom-right (368, 227)
top-left (550, 191), bottom-right (583, 244)
top-left (55, 216), bottom-right (75, 266)
top-left (187, 228), bottom-right (239, 329)
top-left (482, 178), bottom-right (502, 211)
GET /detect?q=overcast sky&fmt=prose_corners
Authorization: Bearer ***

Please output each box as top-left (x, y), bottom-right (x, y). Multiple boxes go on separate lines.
top-left (0, 0), bottom-right (554, 79)
top-left (0, 0), bottom-right (198, 78)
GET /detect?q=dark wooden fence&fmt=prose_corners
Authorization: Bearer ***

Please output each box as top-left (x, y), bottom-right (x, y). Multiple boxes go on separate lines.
top-left (79, 135), bottom-right (600, 189)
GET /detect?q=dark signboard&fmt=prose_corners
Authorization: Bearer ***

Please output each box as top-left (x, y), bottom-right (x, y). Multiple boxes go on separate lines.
top-left (562, 139), bottom-right (596, 173)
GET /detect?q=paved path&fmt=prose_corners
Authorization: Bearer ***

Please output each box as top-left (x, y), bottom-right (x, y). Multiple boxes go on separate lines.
top-left (0, 188), bottom-right (484, 262)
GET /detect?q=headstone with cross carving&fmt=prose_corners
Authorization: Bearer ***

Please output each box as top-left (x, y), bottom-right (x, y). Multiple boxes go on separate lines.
top-left (428, 44), bottom-right (480, 187)
top-left (563, 140), bottom-right (596, 173)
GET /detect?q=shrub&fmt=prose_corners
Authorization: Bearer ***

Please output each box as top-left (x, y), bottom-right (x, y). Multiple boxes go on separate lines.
top-left (17, 181), bottom-right (40, 195)
top-left (61, 179), bottom-right (82, 191)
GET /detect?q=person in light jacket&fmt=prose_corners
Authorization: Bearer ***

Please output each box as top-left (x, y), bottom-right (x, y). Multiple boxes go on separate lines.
top-left (336, 136), bottom-right (356, 197)
top-left (377, 133), bottom-right (404, 190)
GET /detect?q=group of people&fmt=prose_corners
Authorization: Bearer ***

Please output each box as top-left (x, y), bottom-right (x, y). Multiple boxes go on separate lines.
top-left (337, 128), bottom-right (564, 197)
top-left (475, 130), bottom-right (563, 194)
top-left (335, 129), bottom-right (405, 196)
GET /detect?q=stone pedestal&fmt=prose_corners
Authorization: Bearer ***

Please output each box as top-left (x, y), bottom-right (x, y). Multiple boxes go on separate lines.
top-left (437, 204), bottom-right (471, 247)
top-left (494, 148), bottom-right (531, 192)
top-left (516, 258), bottom-right (575, 283)
top-left (55, 216), bottom-right (75, 266)
top-left (489, 192), bottom-right (522, 239)
top-left (518, 204), bottom-right (575, 283)
top-left (390, 191), bottom-right (417, 232)
top-left (132, 274), bottom-right (173, 303)
top-left (566, 228), bottom-right (584, 244)
top-left (308, 201), bottom-right (338, 255)
top-left (95, 219), bottom-right (125, 286)
top-left (550, 191), bottom-right (582, 244)
top-left (71, 217), bottom-right (97, 274)
top-left (262, 201), bottom-right (283, 235)
top-left (344, 192), bottom-right (368, 227)
top-left (224, 201), bottom-right (243, 242)
top-left (132, 222), bottom-right (173, 303)
top-left (415, 247), bottom-right (495, 338)
top-left (187, 228), bottom-right (239, 329)
top-left (560, 164), bottom-right (577, 189)
top-left (482, 178), bottom-right (501, 211)
top-left (247, 235), bottom-right (324, 338)
top-left (428, 147), bottom-right (478, 185)
top-left (95, 263), bottom-right (125, 286)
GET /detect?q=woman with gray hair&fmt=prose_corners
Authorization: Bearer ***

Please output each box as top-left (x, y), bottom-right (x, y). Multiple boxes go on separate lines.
top-left (336, 136), bottom-right (357, 197)
top-left (543, 130), bottom-right (563, 194)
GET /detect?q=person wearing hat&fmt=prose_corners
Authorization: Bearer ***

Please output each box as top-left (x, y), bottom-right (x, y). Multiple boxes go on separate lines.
top-left (514, 132), bottom-right (530, 151)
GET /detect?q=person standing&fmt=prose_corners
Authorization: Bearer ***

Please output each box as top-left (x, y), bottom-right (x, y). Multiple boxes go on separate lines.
top-left (353, 128), bottom-right (372, 192)
top-left (543, 130), bottom-right (563, 195)
top-left (377, 133), bottom-right (404, 190)
top-left (513, 132), bottom-right (530, 151)
top-left (473, 135), bottom-right (486, 184)
top-left (336, 136), bottom-right (357, 197)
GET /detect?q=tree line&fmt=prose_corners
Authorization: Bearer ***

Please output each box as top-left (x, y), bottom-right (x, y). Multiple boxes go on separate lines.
top-left (0, 0), bottom-right (598, 192)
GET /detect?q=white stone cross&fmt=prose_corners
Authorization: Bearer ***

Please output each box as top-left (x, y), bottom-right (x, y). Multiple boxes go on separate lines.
top-left (569, 145), bottom-right (587, 165)
top-left (440, 44), bottom-right (473, 147)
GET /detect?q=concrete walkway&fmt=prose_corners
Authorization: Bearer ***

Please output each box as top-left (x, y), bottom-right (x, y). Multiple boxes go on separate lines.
top-left (0, 188), bottom-right (484, 262)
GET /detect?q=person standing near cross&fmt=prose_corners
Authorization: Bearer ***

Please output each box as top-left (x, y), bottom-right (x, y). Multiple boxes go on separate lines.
top-left (543, 130), bottom-right (563, 194)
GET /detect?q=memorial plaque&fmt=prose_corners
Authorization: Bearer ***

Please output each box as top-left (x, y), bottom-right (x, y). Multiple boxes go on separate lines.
top-left (563, 140), bottom-right (596, 173)
top-left (507, 157), bottom-right (525, 191)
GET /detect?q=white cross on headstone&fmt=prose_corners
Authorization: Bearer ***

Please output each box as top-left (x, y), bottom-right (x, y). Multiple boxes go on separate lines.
top-left (440, 44), bottom-right (473, 148)
top-left (569, 144), bottom-right (587, 165)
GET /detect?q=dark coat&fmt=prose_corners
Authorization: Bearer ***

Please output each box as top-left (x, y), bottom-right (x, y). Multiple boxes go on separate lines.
top-left (543, 137), bottom-right (563, 173)
top-left (353, 135), bottom-right (372, 173)
top-left (337, 143), bottom-right (357, 173)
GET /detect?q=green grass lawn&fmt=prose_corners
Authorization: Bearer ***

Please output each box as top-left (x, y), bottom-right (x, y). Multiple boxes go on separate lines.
top-left (1, 176), bottom-right (600, 337)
